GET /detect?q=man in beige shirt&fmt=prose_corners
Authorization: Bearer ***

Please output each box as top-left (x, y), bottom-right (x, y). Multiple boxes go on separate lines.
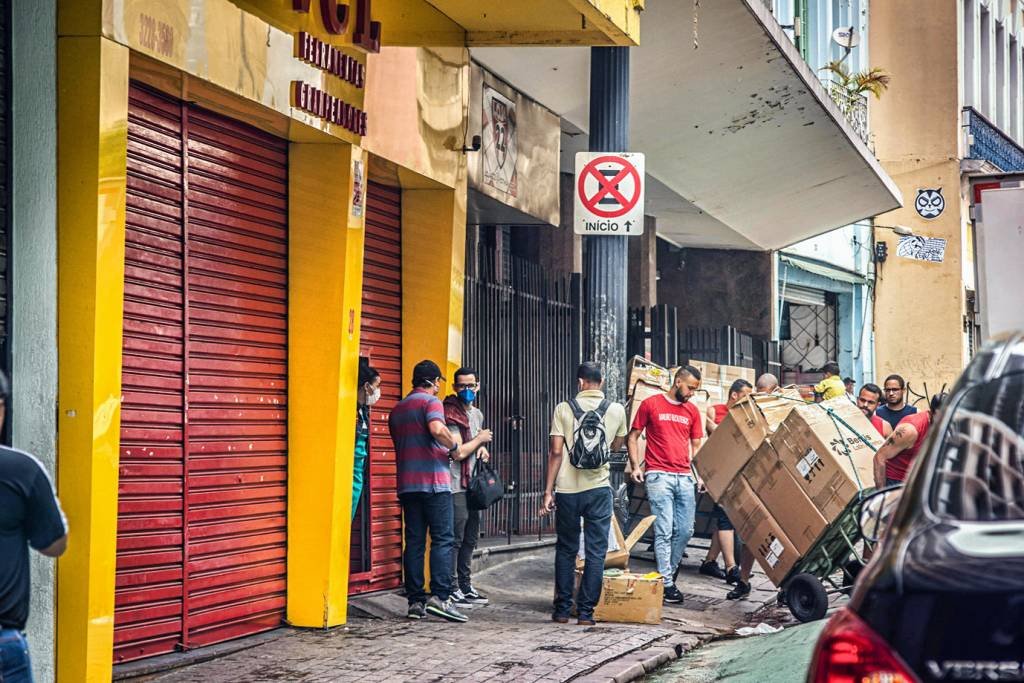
top-left (540, 362), bottom-right (627, 625)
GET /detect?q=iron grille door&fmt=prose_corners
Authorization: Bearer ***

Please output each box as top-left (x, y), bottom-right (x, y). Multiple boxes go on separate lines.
top-left (116, 83), bottom-right (187, 662)
top-left (350, 180), bottom-right (403, 593)
top-left (116, 83), bottom-right (288, 662)
top-left (463, 247), bottom-right (581, 540)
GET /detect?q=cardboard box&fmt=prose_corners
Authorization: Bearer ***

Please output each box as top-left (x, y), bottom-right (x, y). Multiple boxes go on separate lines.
top-left (594, 573), bottom-right (664, 624)
top-left (578, 515), bottom-right (656, 572)
top-left (717, 476), bottom-right (799, 585)
top-left (691, 397), bottom-right (769, 500)
top-left (772, 398), bottom-right (883, 520)
top-left (627, 380), bottom-right (665, 426)
top-left (626, 356), bottom-right (671, 396)
top-left (740, 443), bottom-right (828, 554)
top-left (752, 388), bottom-right (806, 431)
top-left (699, 378), bottom-right (725, 406)
top-left (687, 360), bottom-right (720, 384)
top-left (721, 365), bottom-right (756, 388)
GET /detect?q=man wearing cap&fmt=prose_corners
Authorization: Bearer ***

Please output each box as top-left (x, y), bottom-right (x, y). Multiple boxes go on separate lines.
top-left (389, 360), bottom-right (483, 623)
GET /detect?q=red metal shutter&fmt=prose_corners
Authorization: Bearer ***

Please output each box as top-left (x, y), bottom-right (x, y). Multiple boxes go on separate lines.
top-left (350, 181), bottom-right (403, 593)
top-left (182, 104), bottom-right (288, 647)
top-left (116, 84), bottom-right (187, 662)
top-left (116, 83), bottom-right (287, 662)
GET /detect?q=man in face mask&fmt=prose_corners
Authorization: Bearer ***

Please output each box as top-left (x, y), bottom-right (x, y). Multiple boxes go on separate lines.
top-left (443, 367), bottom-right (493, 607)
top-left (626, 365), bottom-right (705, 605)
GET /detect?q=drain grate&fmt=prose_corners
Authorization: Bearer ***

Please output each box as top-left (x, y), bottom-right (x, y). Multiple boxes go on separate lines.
top-left (676, 592), bottom-right (726, 611)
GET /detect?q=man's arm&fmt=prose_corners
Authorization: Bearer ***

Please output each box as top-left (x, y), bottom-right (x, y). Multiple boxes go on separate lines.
top-left (428, 419), bottom-right (458, 449)
top-left (446, 424), bottom-right (493, 460)
top-left (872, 424), bottom-right (918, 486)
top-left (881, 420), bottom-right (893, 439)
top-left (625, 428), bottom-right (644, 483)
top-left (705, 406), bottom-right (717, 434)
top-left (27, 469), bottom-right (69, 558)
top-left (541, 436), bottom-right (564, 514)
top-left (39, 535), bottom-right (68, 558)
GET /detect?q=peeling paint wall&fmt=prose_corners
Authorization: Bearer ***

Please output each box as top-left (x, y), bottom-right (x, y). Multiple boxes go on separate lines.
top-left (13, 1), bottom-right (59, 681)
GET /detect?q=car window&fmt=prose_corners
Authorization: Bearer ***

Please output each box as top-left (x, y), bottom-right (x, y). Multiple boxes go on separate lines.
top-left (930, 371), bottom-right (1024, 522)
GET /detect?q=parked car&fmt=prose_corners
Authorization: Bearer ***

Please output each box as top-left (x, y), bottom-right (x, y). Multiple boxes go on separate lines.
top-left (808, 331), bottom-right (1024, 682)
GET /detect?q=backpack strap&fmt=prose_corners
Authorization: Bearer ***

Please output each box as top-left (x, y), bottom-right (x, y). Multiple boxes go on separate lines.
top-left (595, 399), bottom-right (611, 418)
top-left (568, 399), bottom-right (585, 421)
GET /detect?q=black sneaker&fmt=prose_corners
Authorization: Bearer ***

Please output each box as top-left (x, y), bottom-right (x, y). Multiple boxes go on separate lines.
top-left (726, 580), bottom-right (751, 600)
top-left (725, 566), bottom-right (741, 585)
top-left (699, 560), bottom-right (726, 580)
top-left (451, 589), bottom-right (471, 606)
top-left (461, 586), bottom-right (489, 605)
top-left (407, 601), bottom-right (426, 619)
top-left (425, 595), bottom-right (469, 623)
top-left (663, 584), bottom-right (685, 604)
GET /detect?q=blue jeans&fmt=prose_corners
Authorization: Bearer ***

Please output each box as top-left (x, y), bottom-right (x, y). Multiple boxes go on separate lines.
top-left (0, 630), bottom-right (33, 683)
top-left (646, 471), bottom-right (697, 586)
top-left (554, 487), bottom-right (612, 620)
top-left (400, 491), bottom-right (455, 605)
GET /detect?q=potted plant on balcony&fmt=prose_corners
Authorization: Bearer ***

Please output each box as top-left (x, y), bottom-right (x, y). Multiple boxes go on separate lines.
top-left (821, 60), bottom-right (890, 144)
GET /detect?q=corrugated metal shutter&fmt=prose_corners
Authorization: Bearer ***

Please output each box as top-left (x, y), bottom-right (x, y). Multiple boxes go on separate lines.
top-left (350, 181), bottom-right (403, 594)
top-left (115, 82), bottom-right (286, 663)
top-left (117, 84), bottom-right (187, 662)
top-left (0, 0), bottom-right (10, 436)
top-left (183, 102), bottom-right (288, 648)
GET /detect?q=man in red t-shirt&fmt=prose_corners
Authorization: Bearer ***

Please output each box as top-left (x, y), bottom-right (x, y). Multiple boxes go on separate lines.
top-left (856, 383), bottom-right (893, 439)
top-left (873, 393), bottom-right (945, 487)
top-left (626, 365), bottom-right (705, 605)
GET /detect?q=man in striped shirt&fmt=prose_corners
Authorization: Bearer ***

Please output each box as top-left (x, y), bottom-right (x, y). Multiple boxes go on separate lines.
top-left (389, 360), bottom-right (468, 623)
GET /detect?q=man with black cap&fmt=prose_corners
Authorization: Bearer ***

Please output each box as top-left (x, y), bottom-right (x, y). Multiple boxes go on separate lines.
top-left (389, 360), bottom-right (470, 623)
top-left (0, 369), bottom-right (68, 681)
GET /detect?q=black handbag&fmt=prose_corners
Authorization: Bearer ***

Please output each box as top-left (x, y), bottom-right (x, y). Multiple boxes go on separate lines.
top-left (466, 457), bottom-right (504, 511)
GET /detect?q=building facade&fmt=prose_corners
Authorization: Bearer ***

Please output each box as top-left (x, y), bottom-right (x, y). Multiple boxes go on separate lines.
top-left (12, 1), bottom-right (642, 681)
top-left (871, 0), bottom-right (1024, 397)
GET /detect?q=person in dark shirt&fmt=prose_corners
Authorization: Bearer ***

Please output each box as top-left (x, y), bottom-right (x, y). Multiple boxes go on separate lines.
top-left (0, 370), bottom-right (68, 682)
top-left (876, 373), bottom-right (918, 429)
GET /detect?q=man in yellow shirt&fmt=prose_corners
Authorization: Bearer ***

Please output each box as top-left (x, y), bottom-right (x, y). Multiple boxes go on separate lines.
top-left (813, 361), bottom-right (846, 402)
top-left (541, 362), bottom-right (627, 626)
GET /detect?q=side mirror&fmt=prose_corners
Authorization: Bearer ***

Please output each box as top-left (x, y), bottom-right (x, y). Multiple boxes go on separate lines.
top-left (859, 486), bottom-right (903, 543)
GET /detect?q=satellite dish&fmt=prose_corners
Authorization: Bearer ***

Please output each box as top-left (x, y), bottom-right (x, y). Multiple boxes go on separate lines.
top-left (831, 26), bottom-right (859, 49)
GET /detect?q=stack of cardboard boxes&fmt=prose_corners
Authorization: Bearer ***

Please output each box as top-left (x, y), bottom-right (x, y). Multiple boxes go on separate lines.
top-left (693, 396), bottom-right (883, 584)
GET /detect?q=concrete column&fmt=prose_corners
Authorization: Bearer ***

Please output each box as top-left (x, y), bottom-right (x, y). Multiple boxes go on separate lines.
top-left (13, 1), bottom-right (58, 680)
top-left (584, 46), bottom-right (630, 398)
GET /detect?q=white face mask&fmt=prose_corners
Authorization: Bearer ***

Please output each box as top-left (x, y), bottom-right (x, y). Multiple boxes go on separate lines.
top-left (365, 387), bottom-right (381, 406)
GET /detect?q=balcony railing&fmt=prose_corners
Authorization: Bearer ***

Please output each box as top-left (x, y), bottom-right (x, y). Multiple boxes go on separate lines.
top-left (827, 83), bottom-right (870, 148)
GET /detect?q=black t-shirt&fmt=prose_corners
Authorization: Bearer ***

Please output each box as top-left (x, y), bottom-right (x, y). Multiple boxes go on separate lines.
top-left (876, 403), bottom-right (918, 430)
top-left (0, 447), bottom-right (67, 630)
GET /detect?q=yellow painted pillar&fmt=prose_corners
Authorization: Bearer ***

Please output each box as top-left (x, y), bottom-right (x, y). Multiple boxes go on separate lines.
top-left (55, 35), bottom-right (130, 683)
top-left (287, 143), bottom-right (367, 627)
top-left (401, 179), bottom-right (469, 389)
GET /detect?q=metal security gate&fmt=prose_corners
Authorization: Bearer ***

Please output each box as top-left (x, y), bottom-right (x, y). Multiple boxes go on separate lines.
top-left (115, 83), bottom-right (288, 662)
top-left (780, 295), bottom-right (837, 380)
top-left (0, 0), bottom-right (9, 442)
top-left (463, 247), bottom-right (581, 540)
top-left (349, 180), bottom-right (403, 593)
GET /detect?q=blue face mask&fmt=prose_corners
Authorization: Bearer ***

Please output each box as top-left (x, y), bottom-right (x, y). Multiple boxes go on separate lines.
top-left (458, 388), bottom-right (476, 403)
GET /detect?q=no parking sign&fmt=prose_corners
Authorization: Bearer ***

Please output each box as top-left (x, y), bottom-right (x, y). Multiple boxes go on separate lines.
top-left (574, 152), bottom-right (645, 236)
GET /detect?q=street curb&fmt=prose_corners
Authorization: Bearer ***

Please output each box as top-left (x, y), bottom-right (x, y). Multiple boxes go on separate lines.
top-left (571, 635), bottom-right (713, 683)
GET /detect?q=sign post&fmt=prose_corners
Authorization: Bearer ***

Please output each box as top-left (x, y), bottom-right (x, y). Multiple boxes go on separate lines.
top-left (574, 151), bottom-right (645, 236)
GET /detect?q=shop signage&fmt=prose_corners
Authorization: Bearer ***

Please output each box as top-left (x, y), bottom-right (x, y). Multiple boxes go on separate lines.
top-left (574, 152), bottom-right (645, 236)
top-left (289, 1), bottom-right (376, 136)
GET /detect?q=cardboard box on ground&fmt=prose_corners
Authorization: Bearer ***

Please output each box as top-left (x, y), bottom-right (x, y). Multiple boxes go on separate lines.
top-left (594, 573), bottom-right (664, 625)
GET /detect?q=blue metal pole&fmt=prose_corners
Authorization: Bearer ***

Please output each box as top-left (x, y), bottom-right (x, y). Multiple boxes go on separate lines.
top-left (584, 46), bottom-right (630, 400)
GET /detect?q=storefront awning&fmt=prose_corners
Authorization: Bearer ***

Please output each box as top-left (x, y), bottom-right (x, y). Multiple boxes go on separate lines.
top-left (473, 0), bottom-right (903, 250)
top-left (780, 254), bottom-right (868, 286)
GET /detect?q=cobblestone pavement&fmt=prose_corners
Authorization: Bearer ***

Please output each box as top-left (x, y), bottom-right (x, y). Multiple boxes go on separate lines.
top-left (129, 541), bottom-right (778, 683)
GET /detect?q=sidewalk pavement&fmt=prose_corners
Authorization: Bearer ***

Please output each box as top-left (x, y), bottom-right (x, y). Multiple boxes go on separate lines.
top-left (126, 539), bottom-right (779, 683)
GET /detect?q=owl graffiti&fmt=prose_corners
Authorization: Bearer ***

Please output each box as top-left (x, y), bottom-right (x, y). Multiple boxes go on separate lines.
top-left (915, 188), bottom-right (945, 219)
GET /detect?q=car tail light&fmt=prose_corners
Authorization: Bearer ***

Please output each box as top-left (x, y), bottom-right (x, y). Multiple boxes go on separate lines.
top-left (809, 608), bottom-right (917, 683)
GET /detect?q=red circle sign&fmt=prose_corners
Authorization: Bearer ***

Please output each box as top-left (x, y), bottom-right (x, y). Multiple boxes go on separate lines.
top-left (577, 156), bottom-right (642, 219)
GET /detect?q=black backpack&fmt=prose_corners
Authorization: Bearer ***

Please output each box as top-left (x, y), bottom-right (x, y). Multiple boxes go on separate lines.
top-left (568, 398), bottom-right (611, 469)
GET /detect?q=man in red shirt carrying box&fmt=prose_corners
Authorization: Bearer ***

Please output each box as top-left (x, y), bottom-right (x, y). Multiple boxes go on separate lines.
top-left (626, 365), bottom-right (705, 605)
